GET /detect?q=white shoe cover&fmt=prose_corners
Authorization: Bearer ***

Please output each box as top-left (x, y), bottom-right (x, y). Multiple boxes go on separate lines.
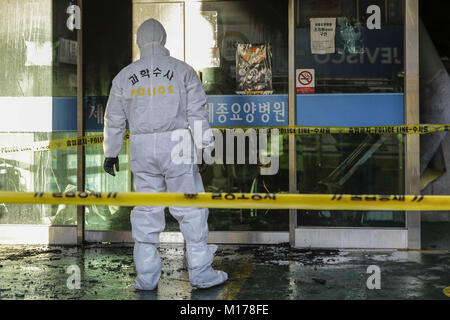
top-left (187, 244), bottom-right (228, 289)
top-left (132, 243), bottom-right (161, 291)
top-left (189, 266), bottom-right (228, 289)
top-left (133, 273), bottom-right (159, 291)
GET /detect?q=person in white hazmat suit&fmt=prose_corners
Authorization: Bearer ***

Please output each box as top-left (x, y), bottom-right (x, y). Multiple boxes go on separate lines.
top-left (102, 18), bottom-right (228, 290)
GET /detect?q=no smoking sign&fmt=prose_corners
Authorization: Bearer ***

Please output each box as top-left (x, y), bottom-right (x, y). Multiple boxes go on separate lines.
top-left (296, 69), bottom-right (315, 94)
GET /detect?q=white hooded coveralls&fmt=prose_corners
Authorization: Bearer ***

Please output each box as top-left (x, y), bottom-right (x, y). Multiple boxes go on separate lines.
top-left (103, 19), bottom-right (227, 290)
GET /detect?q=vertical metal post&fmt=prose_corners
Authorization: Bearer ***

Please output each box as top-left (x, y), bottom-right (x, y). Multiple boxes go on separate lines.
top-left (404, 0), bottom-right (421, 249)
top-left (288, 0), bottom-right (297, 246)
top-left (77, 0), bottom-right (85, 245)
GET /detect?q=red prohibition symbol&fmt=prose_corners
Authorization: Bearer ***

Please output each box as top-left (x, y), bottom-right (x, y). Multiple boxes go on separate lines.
top-left (298, 71), bottom-right (313, 86)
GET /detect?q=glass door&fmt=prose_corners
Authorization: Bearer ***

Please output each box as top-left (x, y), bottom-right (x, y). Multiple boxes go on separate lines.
top-left (294, 0), bottom-right (406, 230)
top-left (81, 0), bottom-right (291, 241)
top-left (184, 0), bottom-right (290, 233)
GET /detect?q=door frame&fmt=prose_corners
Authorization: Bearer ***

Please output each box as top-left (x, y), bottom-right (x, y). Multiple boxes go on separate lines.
top-left (75, 0), bottom-right (420, 249)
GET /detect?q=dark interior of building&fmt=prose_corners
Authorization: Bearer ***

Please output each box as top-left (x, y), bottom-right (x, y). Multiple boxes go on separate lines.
top-left (420, 0), bottom-right (450, 72)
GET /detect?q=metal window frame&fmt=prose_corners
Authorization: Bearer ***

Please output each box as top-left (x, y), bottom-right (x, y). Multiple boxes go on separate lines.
top-left (77, 0), bottom-right (85, 245)
top-left (404, 0), bottom-right (421, 249)
top-left (288, 0), bottom-right (297, 246)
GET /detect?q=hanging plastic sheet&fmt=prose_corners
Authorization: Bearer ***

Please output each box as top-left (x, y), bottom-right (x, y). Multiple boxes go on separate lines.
top-left (336, 17), bottom-right (365, 55)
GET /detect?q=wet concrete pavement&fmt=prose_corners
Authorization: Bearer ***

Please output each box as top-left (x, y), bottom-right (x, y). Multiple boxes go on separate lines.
top-left (0, 243), bottom-right (449, 300)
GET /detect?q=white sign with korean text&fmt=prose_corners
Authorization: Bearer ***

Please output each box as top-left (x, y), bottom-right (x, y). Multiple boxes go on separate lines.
top-left (310, 17), bottom-right (336, 55)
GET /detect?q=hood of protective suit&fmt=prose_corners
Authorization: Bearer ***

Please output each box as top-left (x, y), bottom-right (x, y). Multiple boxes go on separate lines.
top-left (137, 18), bottom-right (167, 50)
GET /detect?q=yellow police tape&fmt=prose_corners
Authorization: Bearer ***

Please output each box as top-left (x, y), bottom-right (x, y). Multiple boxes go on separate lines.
top-left (443, 287), bottom-right (450, 298)
top-left (0, 133), bottom-right (108, 155)
top-left (1, 124), bottom-right (450, 155)
top-left (1, 191), bottom-right (450, 211)
top-left (274, 124), bottom-right (450, 135)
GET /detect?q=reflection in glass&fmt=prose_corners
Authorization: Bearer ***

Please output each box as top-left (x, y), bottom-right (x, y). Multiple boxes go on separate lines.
top-left (193, 0), bottom-right (289, 95)
top-left (189, 0), bottom-right (290, 231)
top-left (203, 133), bottom-right (289, 231)
top-left (0, 133), bottom-right (77, 225)
top-left (84, 137), bottom-right (133, 230)
top-left (297, 134), bottom-right (405, 227)
top-left (296, 0), bottom-right (404, 94)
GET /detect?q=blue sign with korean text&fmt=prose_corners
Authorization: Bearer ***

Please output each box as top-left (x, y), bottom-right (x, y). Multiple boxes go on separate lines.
top-left (206, 94), bottom-right (288, 127)
top-left (52, 94), bottom-right (289, 132)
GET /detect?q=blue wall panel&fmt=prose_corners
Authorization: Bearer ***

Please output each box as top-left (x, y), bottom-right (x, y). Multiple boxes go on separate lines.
top-left (51, 93), bottom-right (405, 131)
top-left (52, 97), bottom-right (77, 131)
top-left (296, 93), bottom-right (404, 126)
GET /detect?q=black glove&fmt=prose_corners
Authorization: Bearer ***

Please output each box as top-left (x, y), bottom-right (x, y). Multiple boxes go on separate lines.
top-left (104, 157), bottom-right (119, 176)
